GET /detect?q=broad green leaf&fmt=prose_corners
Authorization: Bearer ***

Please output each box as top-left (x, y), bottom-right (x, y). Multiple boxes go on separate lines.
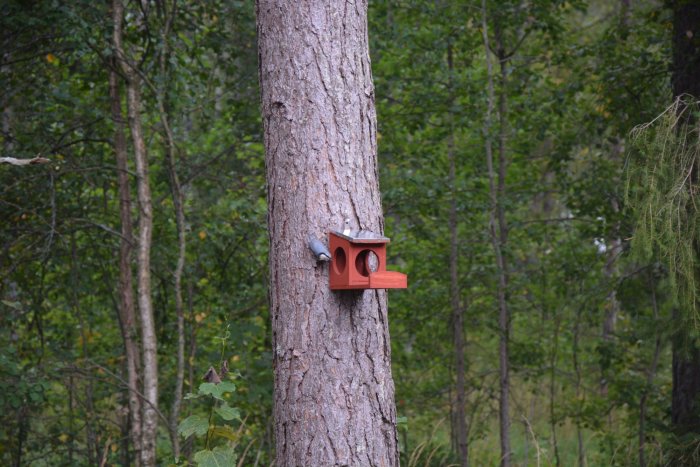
top-left (215, 404), bottom-right (240, 421)
top-left (199, 381), bottom-right (236, 401)
top-left (199, 383), bottom-right (223, 400)
top-left (193, 446), bottom-right (237, 467)
top-left (217, 381), bottom-right (237, 394)
top-left (178, 415), bottom-right (209, 438)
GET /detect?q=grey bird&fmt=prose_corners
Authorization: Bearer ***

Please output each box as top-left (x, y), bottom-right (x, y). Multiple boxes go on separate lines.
top-left (342, 218), bottom-right (352, 235)
top-left (308, 235), bottom-right (332, 261)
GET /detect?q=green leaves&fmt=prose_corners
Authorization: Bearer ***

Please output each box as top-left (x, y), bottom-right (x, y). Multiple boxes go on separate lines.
top-left (178, 415), bottom-right (209, 438)
top-left (187, 381), bottom-right (237, 401)
top-left (179, 373), bottom-right (242, 465)
top-left (200, 381), bottom-right (236, 400)
top-left (193, 446), bottom-right (237, 467)
top-left (215, 404), bottom-right (241, 421)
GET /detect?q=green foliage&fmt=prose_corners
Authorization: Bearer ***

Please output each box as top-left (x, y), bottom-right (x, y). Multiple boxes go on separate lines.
top-left (0, 0), bottom-right (687, 465)
top-left (178, 415), bottom-right (210, 439)
top-left (627, 98), bottom-right (700, 327)
top-left (177, 377), bottom-right (242, 465)
top-left (193, 446), bottom-right (237, 467)
top-left (177, 325), bottom-right (244, 466)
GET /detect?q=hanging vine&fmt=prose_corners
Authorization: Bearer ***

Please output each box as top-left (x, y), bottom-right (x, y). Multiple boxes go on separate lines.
top-left (626, 97), bottom-right (700, 329)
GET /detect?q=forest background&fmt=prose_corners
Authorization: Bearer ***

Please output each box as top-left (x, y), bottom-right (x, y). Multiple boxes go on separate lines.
top-left (1, 0), bottom-right (698, 465)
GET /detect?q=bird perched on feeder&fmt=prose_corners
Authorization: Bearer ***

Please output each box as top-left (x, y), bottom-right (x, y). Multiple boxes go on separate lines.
top-left (308, 235), bottom-right (332, 262)
top-left (342, 218), bottom-right (352, 235)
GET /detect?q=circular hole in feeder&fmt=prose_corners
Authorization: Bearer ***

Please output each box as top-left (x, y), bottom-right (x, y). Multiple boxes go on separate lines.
top-left (333, 247), bottom-right (346, 275)
top-left (355, 249), bottom-right (379, 277)
top-left (366, 251), bottom-right (379, 273)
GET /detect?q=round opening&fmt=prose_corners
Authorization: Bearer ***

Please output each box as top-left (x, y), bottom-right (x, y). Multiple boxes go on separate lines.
top-left (355, 249), bottom-right (380, 277)
top-left (333, 247), bottom-right (346, 275)
top-left (366, 250), bottom-right (379, 273)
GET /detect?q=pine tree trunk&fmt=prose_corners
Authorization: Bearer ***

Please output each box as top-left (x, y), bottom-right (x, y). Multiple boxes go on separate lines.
top-left (257, 1), bottom-right (399, 465)
top-left (670, 0), bottom-right (700, 435)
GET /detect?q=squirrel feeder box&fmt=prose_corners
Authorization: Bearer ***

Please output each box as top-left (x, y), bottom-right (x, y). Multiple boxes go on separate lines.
top-left (329, 229), bottom-right (407, 290)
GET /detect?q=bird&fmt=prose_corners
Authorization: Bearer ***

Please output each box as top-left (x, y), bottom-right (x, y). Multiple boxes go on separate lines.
top-left (342, 218), bottom-right (352, 236)
top-left (308, 235), bottom-right (332, 261)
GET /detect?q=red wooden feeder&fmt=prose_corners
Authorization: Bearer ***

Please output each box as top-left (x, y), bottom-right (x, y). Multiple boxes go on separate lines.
top-left (329, 229), bottom-right (407, 290)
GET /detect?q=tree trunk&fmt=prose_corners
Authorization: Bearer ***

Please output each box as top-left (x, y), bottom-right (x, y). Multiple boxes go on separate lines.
top-left (572, 302), bottom-right (585, 467)
top-left (495, 44), bottom-right (511, 467)
top-left (109, 61), bottom-right (143, 466)
top-left (481, 5), bottom-right (512, 465)
top-left (447, 42), bottom-right (469, 467)
top-left (112, 1), bottom-right (159, 464)
top-left (70, 234), bottom-right (97, 465)
top-left (601, 199), bottom-right (621, 397)
top-left (670, 0), bottom-right (700, 436)
top-left (257, 1), bottom-right (399, 465)
top-left (639, 274), bottom-right (662, 467)
top-left (153, 3), bottom-right (187, 458)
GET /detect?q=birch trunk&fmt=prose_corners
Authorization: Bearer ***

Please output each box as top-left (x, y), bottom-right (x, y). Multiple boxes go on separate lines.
top-left (112, 1), bottom-right (159, 463)
top-left (257, 1), bottom-right (399, 465)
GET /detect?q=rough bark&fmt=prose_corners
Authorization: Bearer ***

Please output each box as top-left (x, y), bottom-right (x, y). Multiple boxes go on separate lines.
top-left (670, 0), bottom-right (700, 435)
top-left (257, 1), bottom-right (398, 465)
top-left (109, 61), bottom-right (143, 465)
top-left (113, 1), bottom-right (159, 464)
top-left (447, 42), bottom-right (468, 467)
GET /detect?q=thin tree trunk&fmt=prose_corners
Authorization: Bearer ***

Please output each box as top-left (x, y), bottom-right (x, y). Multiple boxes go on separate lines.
top-left (153, 2), bottom-right (187, 458)
top-left (68, 375), bottom-right (75, 465)
top-left (109, 60), bottom-right (143, 466)
top-left (639, 274), bottom-right (662, 467)
top-left (184, 278), bottom-right (197, 463)
top-left (257, 1), bottom-right (399, 465)
top-left (112, 1), bottom-right (159, 464)
top-left (549, 312), bottom-right (561, 467)
top-left (165, 106), bottom-right (186, 463)
top-left (70, 234), bottom-right (98, 465)
top-left (572, 302), bottom-right (585, 467)
top-left (495, 43), bottom-right (512, 467)
top-left (447, 41), bottom-right (468, 467)
top-left (481, 4), bottom-right (511, 465)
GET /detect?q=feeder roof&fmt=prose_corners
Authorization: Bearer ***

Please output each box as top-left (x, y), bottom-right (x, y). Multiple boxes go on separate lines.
top-left (332, 229), bottom-right (390, 244)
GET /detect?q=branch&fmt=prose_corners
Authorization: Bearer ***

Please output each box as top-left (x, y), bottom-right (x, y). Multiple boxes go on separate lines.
top-left (0, 156), bottom-right (50, 166)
